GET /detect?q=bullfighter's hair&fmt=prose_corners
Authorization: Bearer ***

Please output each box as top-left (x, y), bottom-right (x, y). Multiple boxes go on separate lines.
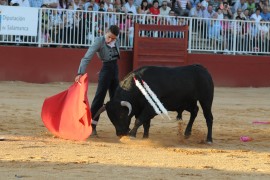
top-left (142, 80), bottom-right (171, 120)
top-left (133, 77), bottom-right (164, 119)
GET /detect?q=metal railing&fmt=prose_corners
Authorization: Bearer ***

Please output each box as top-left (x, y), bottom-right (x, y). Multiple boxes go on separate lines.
top-left (0, 7), bottom-right (269, 55)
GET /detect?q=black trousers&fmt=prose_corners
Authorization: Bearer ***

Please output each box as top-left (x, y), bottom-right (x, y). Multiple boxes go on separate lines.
top-left (91, 60), bottom-right (119, 124)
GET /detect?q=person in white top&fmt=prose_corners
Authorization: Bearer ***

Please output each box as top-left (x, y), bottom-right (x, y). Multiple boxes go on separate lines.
top-left (159, 0), bottom-right (171, 16)
top-left (124, 0), bottom-right (138, 14)
top-left (104, 0), bottom-right (114, 11)
top-left (250, 8), bottom-right (262, 23)
top-left (189, 2), bottom-right (203, 17)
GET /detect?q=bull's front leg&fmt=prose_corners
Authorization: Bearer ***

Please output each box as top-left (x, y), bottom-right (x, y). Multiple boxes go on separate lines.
top-left (142, 120), bottom-right (151, 138)
top-left (129, 118), bottom-right (143, 138)
top-left (129, 107), bottom-right (155, 138)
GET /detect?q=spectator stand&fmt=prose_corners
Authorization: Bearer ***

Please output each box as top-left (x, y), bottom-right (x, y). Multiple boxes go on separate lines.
top-left (133, 23), bottom-right (189, 70)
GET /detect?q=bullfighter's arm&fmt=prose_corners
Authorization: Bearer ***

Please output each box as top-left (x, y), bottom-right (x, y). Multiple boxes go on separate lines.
top-left (77, 37), bottom-right (102, 75)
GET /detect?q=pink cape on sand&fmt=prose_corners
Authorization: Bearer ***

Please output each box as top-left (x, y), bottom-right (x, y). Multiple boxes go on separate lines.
top-left (41, 74), bottom-right (92, 141)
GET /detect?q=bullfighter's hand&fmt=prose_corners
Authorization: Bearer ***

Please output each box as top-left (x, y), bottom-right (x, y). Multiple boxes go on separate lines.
top-left (75, 74), bottom-right (82, 83)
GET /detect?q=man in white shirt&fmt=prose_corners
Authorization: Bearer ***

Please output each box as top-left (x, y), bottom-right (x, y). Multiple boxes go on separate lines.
top-left (189, 2), bottom-right (203, 17)
top-left (159, 1), bottom-right (171, 16)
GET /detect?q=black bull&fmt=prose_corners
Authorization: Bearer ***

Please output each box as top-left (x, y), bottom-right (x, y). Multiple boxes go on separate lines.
top-left (95, 64), bottom-right (214, 143)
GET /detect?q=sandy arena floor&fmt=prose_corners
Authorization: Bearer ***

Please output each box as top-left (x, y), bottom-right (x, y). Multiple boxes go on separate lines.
top-left (0, 81), bottom-right (269, 179)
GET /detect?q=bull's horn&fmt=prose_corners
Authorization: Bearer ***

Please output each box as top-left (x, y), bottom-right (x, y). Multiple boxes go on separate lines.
top-left (121, 101), bottom-right (132, 116)
top-left (92, 105), bottom-right (106, 120)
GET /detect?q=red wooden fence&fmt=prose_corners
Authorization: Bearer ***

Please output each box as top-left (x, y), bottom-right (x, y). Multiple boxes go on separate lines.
top-left (133, 23), bottom-right (189, 70)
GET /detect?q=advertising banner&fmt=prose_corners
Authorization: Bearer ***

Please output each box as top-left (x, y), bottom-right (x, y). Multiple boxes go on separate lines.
top-left (0, 6), bottom-right (38, 36)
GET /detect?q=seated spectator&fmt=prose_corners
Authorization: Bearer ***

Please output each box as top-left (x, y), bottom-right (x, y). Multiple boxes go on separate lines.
top-left (203, 4), bottom-right (215, 19)
top-left (166, 10), bottom-right (177, 25)
top-left (258, 19), bottom-right (269, 51)
top-left (217, 7), bottom-right (224, 19)
top-left (233, 7), bottom-right (246, 19)
top-left (103, 0), bottom-right (114, 11)
top-left (247, 18), bottom-right (259, 52)
top-left (221, 2), bottom-right (233, 19)
top-left (233, 0), bottom-right (247, 14)
top-left (138, 0), bottom-right (150, 14)
top-left (258, 0), bottom-right (268, 11)
top-left (99, 1), bottom-right (106, 11)
top-left (243, 8), bottom-right (250, 20)
top-left (84, 0), bottom-right (99, 11)
top-left (189, 0), bottom-right (200, 9)
top-left (104, 8), bottom-right (117, 27)
top-left (124, 0), bottom-right (138, 14)
top-left (114, 0), bottom-right (124, 12)
top-left (172, 0), bottom-right (190, 16)
top-left (260, 6), bottom-right (270, 21)
top-left (149, 0), bottom-right (160, 15)
top-left (250, 8), bottom-right (262, 22)
top-left (231, 15), bottom-right (245, 53)
top-left (149, 0), bottom-right (160, 24)
top-left (210, 0), bottom-right (221, 11)
top-left (222, 15), bottom-right (233, 54)
top-left (259, 19), bottom-right (269, 36)
top-left (137, 0), bottom-right (150, 25)
top-left (159, 0), bottom-right (171, 16)
top-left (119, 11), bottom-right (134, 45)
top-left (73, 0), bottom-right (85, 10)
top-left (189, 2), bottom-right (203, 18)
top-left (62, 4), bottom-right (75, 45)
top-left (246, 0), bottom-right (256, 15)
top-left (208, 12), bottom-right (222, 53)
top-left (189, 2), bottom-right (203, 33)
top-left (42, 0), bottom-right (58, 8)
top-left (200, 2), bottom-right (207, 14)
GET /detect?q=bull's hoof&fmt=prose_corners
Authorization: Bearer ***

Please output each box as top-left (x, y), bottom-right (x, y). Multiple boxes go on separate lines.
top-left (206, 141), bottom-right (213, 145)
top-left (206, 139), bottom-right (213, 144)
top-left (184, 131), bottom-right (191, 138)
top-left (129, 135), bottom-right (136, 139)
top-left (143, 134), bottom-right (149, 139)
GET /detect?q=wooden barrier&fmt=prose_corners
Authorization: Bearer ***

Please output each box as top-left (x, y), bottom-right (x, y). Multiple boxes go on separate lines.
top-left (133, 23), bottom-right (189, 70)
top-left (1, 46), bottom-right (270, 87)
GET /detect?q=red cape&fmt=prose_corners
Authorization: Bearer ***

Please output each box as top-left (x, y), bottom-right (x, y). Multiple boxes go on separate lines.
top-left (41, 74), bottom-right (92, 141)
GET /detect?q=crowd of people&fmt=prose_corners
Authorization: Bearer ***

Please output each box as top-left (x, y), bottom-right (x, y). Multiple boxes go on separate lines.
top-left (0, 0), bottom-right (270, 54)
top-left (1, 0), bottom-right (269, 20)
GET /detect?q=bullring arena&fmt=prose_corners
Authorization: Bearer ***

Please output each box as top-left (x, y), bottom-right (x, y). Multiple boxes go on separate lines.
top-left (0, 81), bottom-right (270, 179)
top-left (0, 45), bottom-right (270, 179)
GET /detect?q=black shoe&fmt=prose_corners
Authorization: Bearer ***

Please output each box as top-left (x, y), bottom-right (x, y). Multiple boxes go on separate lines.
top-left (90, 126), bottom-right (98, 137)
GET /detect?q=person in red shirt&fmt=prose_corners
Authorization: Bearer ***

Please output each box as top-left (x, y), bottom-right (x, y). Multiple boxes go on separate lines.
top-left (149, 0), bottom-right (160, 25)
top-left (149, 0), bottom-right (160, 15)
